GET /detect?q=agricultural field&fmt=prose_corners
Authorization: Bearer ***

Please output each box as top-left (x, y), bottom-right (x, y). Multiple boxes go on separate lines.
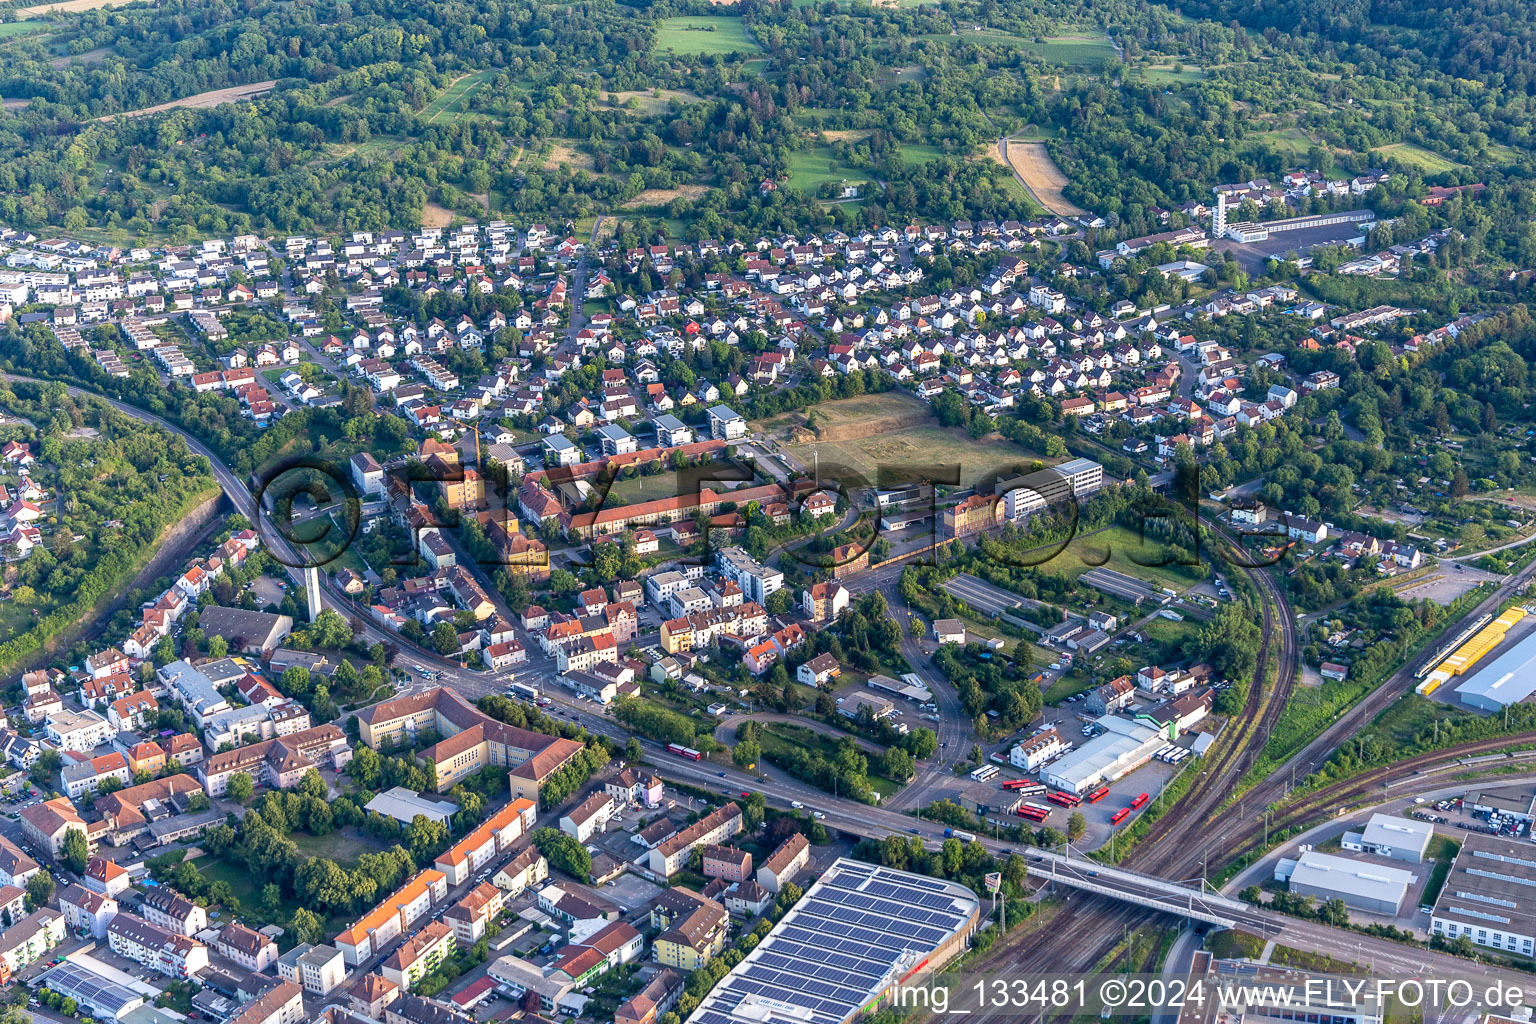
top-left (653, 16), bottom-right (763, 56)
top-left (420, 70), bottom-right (494, 124)
top-left (1138, 64), bottom-right (1205, 83)
top-left (753, 390), bottom-right (933, 438)
top-left (1370, 142), bottom-right (1465, 173)
top-left (1002, 139), bottom-right (1086, 217)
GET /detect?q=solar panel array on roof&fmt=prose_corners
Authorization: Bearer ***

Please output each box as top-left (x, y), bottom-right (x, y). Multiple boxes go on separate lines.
top-left (41, 962), bottom-right (145, 1021)
top-left (686, 858), bottom-right (980, 1024)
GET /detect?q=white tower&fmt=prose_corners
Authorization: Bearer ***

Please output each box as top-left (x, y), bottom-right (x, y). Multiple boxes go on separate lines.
top-left (304, 565), bottom-right (322, 624)
top-left (1212, 192), bottom-right (1227, 239)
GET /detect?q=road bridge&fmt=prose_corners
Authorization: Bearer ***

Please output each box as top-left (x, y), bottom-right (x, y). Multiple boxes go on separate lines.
top-left (1025, 849), bottom-right (1273, 932)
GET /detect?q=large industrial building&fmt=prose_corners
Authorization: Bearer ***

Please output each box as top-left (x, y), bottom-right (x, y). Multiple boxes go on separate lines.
top-left (1040, 715), bottom-right (1165, 795)
top-left (1454, 614), bottom-right (1536, 711)
top-left (993, 458), bottom-right (1103, 522)
top-left (1275, 851), bottom-right (1417, 915)
top-left (1430, 834), bottom-right (1536, 957)
top-left (685, 859), bottom-right (979, 1024)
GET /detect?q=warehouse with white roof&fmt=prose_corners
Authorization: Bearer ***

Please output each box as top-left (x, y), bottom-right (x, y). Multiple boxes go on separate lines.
top-left (1275, 851), bottom-right (1417, 915)
top-left (1454, 621), bottom-right (1536, 711)
top-left (1341, 813), bottom-right (1434, 863)
top-left (1040, 715), bottom-right (1165, 795)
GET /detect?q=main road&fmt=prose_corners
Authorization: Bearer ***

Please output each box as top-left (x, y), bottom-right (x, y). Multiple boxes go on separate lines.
top-left (23, 373), bottom-right (1536, 987)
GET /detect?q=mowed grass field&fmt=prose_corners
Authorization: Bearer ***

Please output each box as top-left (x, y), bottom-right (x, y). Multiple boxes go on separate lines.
top-left (1030, 522), bottom-right (1206, 591)
top-left (1371, 142), bottom-right (1465, 173)
top-left (787, 145), bottom-right (865, 191)
top-left (929, 30), bottom-right (1118, 66)
top-left (788, 426), bottom-right (1045, 490)
top-left (654, 16), bottom-right (763, 55)
top-left (752, 390), bottom-right (931, 436)
top-left (0, 18), bottom-right (48, 37)
top-left (420, 70), bottom-right (495, 124)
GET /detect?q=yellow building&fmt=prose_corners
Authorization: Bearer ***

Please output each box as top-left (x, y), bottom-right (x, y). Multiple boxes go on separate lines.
top-left (650, 889), bottom-right (728, 971)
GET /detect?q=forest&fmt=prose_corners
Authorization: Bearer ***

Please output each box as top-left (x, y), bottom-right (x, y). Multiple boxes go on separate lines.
top-left (0, 0), bottom-right (1529, 240)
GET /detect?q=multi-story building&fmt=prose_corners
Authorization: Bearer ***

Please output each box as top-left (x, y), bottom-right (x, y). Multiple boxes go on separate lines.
top-left (802, 581), bottom-right (849, 622)
top-left (276, 942), bottom-right (347, 997)
top-left (559, 792), bottom-right (615, 843)
top-left (650, 888), bottom-right (729, 971)
top-left (944, 493), bottom-right (1002, 538)
top-left (141, 886), bottom-right (208, 937)
top-left (1009, 728), bottom-right (1066, 772)
top-left (107, 913), bottom-right (209, 979)
top-left (442, 882), bottom-right (507, 945)
top-left (433, 797), bottom-right (537, 886)
top-left (59, 883), bottom-right (117, 939)
top-left (0, 908), bottom-right (64, 982)
top-left (380, 920), bottom-right (455, 991)
top-left (217, 922), bottom-right (278, 972)
top-left (492, 845), bottom-right (549, 896)
top-left (20, 797), bottom-right (101, 861)
top-left (227, 979), bottom-right (305, 1024)
top-left (44, 708), bottom-right (114, 752)
top-left (61, 752), bottom-right (132, 800)
top-left (614, 968), bottom-right (684, 1024)
top-left (336, 869), bottom-right (448, 965)
top-left (703, 845), bottom-right (753, 883)
top-left (756, 833), bottom-right (809, 893)
top-left (648, 803), bottom-right (742, 877)
top-left (714, 546), bottom-right (783, 606)
top-left (198, 724), bottom-right (352, 797)
top-left (355, 689), bottom-right (585, 801)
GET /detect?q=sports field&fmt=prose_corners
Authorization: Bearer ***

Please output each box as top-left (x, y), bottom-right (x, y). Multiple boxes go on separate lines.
top-left (654, 16), bottom-right (763, 56)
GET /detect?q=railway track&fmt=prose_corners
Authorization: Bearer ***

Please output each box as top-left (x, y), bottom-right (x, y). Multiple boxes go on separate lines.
top-left (1217, 731), bottom-right (1536, 867)
top-left (977, 538), bottom-right (1300, 986)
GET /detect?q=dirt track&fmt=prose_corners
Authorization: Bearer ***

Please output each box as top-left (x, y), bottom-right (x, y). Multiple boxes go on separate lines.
top-left (1001, 138), bottom-right (1087, 217)
top-left (100, 80), bottom-right (276, 120)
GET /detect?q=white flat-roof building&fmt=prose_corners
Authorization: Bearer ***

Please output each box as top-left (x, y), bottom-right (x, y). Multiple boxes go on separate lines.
top-left (1040, 715), bottom-right (1164, 794)
top-left (1340, 813), bottom-right (1434, 863)
top-left (364, 787), bottom-right (458, 827)
top-left (1455, 628), bottom-right (1536, 711)
top-left (1430, 834), bottom-right (1536, 957)
top-left (1275, 850), bottom-right (1416, 915)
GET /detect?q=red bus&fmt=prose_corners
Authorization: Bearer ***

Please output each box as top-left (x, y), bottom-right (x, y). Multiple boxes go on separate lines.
top-left (1047, 791), bottom-right (1082, 808)
top-left (1017, 803), bottom-right (1051, 822)
top-left (1110, 807), bottom-right (1131, 825)
top-left (666, 743), bottom-right (703, 761)
top-left (1001, 780), bottom-right (1047, 793)
top-left (1085, 786), bottom-right (1110, 804)
top-left (1130, 792), bottom-right (1150, 809)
